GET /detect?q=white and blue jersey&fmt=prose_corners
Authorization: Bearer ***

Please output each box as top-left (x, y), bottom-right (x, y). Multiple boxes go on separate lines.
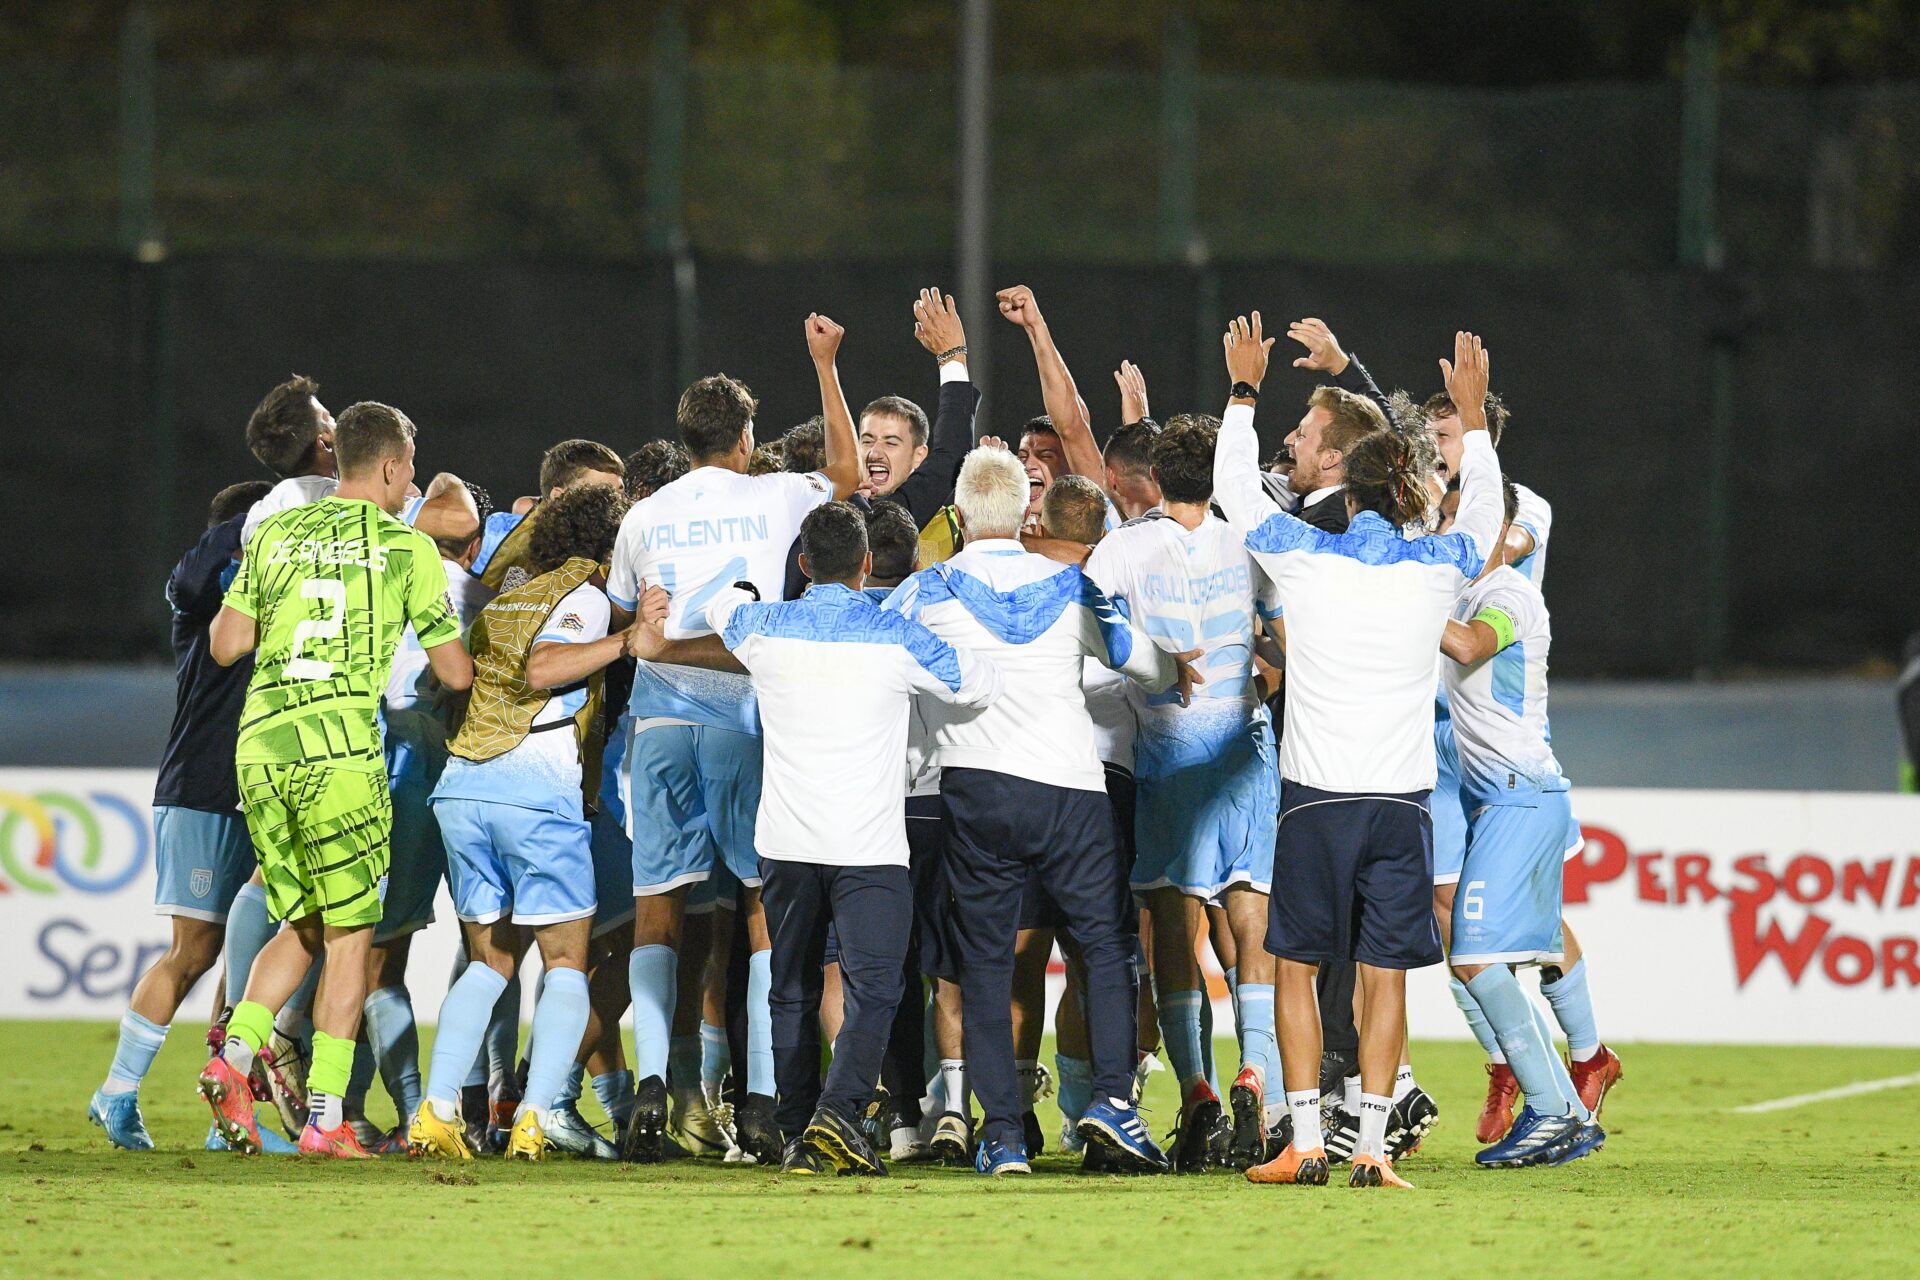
top-left (709, 582), bottom-right (1000, 867)
top-left (1429, 687), bottom-right (1471, 885)
top-left (1444, 567), bottom-right (1567, 806)
top-left (1509, 483), bottom-right (1552, 588)
top-left (1085, 511), bottom-right (1282, 896)
top-left (883, 538), bottom-right (1177, 794)
top-left (607, 465), bottom-right (833, 734)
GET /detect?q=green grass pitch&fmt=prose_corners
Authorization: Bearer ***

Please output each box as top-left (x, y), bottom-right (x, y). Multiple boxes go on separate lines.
top-left (7, 1021), bottom-right (1918, 1278)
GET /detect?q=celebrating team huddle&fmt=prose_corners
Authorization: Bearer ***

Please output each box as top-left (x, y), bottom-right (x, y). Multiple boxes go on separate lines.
top-left (89, 284), bottom-right (1623, 1187)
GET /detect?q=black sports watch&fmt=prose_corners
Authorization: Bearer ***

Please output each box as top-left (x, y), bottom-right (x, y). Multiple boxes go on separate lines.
top-left (1229, 381), bottom-right (1260, 401)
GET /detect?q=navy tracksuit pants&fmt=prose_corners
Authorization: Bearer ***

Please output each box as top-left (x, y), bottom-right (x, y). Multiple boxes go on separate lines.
top-left (941, 766), bottom-right (1137, 1150)
top-left (760, 857), bottom-right (912, 1140)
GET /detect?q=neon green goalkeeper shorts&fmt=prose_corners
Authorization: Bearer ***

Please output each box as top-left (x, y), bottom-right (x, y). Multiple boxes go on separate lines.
top-left (237, 762), bottom-right (392, 928)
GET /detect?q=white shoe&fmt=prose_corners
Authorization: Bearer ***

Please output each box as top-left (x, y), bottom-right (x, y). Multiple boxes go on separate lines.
top-left (1132, 1050), bottom-right (1166, 1104)
top-left (889, 1124), bottom-right (932, 1162)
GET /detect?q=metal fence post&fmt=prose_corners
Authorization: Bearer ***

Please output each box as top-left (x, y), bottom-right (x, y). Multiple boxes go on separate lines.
top-left (957, 0), bottom-right (993, 412)
top-left (648, 5), bottom-right (697, 398)
top-left (1681, 14), bottom-right (1733, 673)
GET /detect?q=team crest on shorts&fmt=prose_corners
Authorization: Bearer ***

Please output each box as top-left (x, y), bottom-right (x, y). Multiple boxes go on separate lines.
top-left (189, 868), bottom-right (213, 899)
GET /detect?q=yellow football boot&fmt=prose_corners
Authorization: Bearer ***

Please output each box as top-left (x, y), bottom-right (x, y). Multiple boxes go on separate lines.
top-left (408, 1100), bottom-right (476, 1160)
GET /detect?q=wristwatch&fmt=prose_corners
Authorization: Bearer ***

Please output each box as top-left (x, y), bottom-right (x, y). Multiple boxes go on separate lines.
top-left (1229, 381), bottom-right (1260, 401)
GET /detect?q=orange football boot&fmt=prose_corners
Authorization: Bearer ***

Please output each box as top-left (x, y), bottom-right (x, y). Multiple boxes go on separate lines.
top-left (1348, 1152), bottom-right (1412, 1188)
top-left (1246, 1143), bottom-right (1330, 1185)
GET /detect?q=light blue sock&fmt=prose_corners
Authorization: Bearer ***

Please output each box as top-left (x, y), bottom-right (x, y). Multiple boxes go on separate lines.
top-left (485, 974), bottom-right (522, 1094)
top-left (668, 1033), bottom-right (701, 1094)
top-left (1450, 974), bottom-right (1505, 1062)
top-left (524, 968), bottom-right (590, 1113)
top-left (555, 1060), bottom-right (585, 1109)
top-left (1528, 995), bottom-right (1590, 1122)
top-left (1465, 967), bottom-right (1576, 1118)
top-left (1540, 958), bottom-right (1601, 1061)
top-left (363, 985), bottom-right (423, 1120)
top-left (746, 948), bottom-right (774, 1097)
top-left (1236, 983), bottom-right (1281, 1091)
top-left (222, 884), bottom-right (275, 1007)
top-left (1055, 1053), bottom-right (1092, 1124)
top-left (1157, 988), bottom-right (1206, 1090)
top-left (346, 1037), bottom-right (376, 1111)
top-left (103, 1009), bottom-right (168, 1093)
top-left (426, 964), bottom-right (509, 1108)
top-left (698, 1020), bottom-right (730, 1093)
top-left (628, 945), bottom-right (677, 1082)
top-left (464, 1046), bottom-right (488, 1091)
top-left (592, 1069), bottom-right (635, 1127)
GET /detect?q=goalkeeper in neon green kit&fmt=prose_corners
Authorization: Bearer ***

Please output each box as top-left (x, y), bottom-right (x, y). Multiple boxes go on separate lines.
top-left (203, 401), bottom-right (474, 1157)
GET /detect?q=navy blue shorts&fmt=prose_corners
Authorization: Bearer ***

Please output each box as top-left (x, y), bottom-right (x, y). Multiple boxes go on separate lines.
top-left (906, 793), bottom-right (955, 980)
top-left (1265, 779), bottom-right (1443, 971)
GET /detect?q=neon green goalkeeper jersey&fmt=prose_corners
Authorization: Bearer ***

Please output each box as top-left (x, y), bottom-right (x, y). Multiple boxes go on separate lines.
top-left (225, 497), bottom-right (460, 771)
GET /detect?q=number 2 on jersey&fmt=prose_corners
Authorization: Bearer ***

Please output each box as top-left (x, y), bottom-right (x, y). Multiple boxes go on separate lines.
top-left (287, 579), bottom-right (346, 681)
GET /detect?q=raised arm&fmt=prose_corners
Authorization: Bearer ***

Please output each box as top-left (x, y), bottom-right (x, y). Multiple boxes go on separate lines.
top-left (1214, 312), bottom-right (1287, 533)
top-left (1288, 317), bottom-right (1398, 426)
top-left (806, 314), bottom-right (863, 500)
top-left (1440, 331), bottom-right (1502, 572)
top-left (997, 285), bottom-right (1103, 481)
top-left (1114, 359), bottom-right (1149, 426)
top-left (894, 289), bottom-right (979, 524)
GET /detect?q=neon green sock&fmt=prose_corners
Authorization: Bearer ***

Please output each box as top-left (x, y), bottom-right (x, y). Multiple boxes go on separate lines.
top-left (227, 1001), bottom-right (275, 1055)
top-left (309, 1031), bottom-right (356, 1099)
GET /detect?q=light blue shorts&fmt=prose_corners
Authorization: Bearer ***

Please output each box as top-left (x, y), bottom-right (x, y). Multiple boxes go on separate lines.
top-left (153, 806), bottom-right (255, 922)
top-left (626, 723), bottom-right (764, 895)
top-left (379, 770), bottom-right (445, 943)
top-left (587, 808), bottom-right (636, 938)
top-left (1133, 726), bottom-right (1278, 899)
top-left (1430, 718), bottom-right (1470, 886)
top-left (431, 796), bottom-right (596, 927)
top-left (1449, 791), bottom-right (1571, 967)
top-left (1564, 809), bottom-right (1585, 862)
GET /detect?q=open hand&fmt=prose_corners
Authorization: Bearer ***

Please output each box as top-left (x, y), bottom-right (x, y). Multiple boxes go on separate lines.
top-left (1114, 360), bottom-right (1149, 424)
top-left (913, 288), bottom-right (966, 358)
top-left (1287, 317), bottom-right (1349, 375)
top-left (1438, 331), bottom-right (1490, 432)
top-left (1223, 312), bottom-right (1275, 390)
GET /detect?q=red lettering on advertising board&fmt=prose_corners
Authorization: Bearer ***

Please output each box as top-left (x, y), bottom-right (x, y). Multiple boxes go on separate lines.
top-left (1841, 858), bottom-right (1893, 906)
top-left (1562, 825), bottom-right (1627, 905)
top-left (1730, 906), bottom-right (1829, 986)
top-left (1883, 938), bottom-right (1920, 988)
top-left (1673, 854), bottom-right (1718, 905)
top-left (1821, 935), bottom-right (1875, 986)
top-left (1635, 853), bottom-right (1669, 903)
top-left (1784, 855), bottom-right (1835, 905)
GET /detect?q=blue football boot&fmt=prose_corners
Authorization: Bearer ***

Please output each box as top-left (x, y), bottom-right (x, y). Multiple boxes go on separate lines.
top-left (88, 1089), bottom-right (154, 1151)
top-left (1475, 1105), bottom-right (1601, 1168)
top-left (1076, 1098), bottom-right (1170, 1173)
top-left (974, 1137), bottom-right (1031, 1176)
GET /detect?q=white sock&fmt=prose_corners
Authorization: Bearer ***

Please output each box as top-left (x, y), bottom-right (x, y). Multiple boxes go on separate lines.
top-left (275, 1009), bottom-right (312, 1042)
top-left (1263, 1098), bottom-right (1288, 1128)
top-left (429, 1095), bottom-right (458, 1123)
top-left (1016, 1059), bottom-right (1043, 1108)
top-left (222, 1036), bottom-right (256, 1076)
top-left (1287, 1089), bottom-right (1323, 1153)
top-left (310, 1090), bottom-right (343, 1131)
top-left (1489, 1047), bottom-right (1508, 1064)
top-left (1356, 1093), bottom-right (1391, 1161)
top-left (1392, 1064), bottom-right (1416, 1103)
top-left (1341, 1073), bottom-right (1361, 1115)
top-left (939, 1059), bottom-right (970, 1120)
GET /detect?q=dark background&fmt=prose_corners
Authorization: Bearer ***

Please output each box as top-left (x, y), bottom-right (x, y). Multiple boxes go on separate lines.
top-left (3, 2), bottom-right (1917, 676)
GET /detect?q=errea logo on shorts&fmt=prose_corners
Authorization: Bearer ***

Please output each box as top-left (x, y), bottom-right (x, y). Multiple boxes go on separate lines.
top-left (0, 789), bottom-right (150, 896)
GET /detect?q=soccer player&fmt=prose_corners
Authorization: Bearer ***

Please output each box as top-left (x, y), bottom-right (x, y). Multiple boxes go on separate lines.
top-left (1216, 319), bottom-right (1501, 1189)
top-left (1432, 480), bottom-right (1606, 1168)
top-left (354, 487), bottom-right (490, 1150)
top-left (408, 483), bottom-right (636, 1161)
top-left (472, 439), bottom-right (626, 591)
top-left (240, 375), bottom-right (337, 543)
top-left (1085, 417), bottom-right (1286, 1173)
top-left (885, 447), bottom-right (1198, 1176)
top-left (605, 313), bottom-right (862, 1163)
top-left (90, 480), bottom-right (276, 1151)
top-left (630, 501), bottom-right (1002, 1173)
top-left (861, 289), bottom-right (979, 525)
top-left (200, 402), bottom-right (473, 1157)
top-left (1425, 393), bottom-right (1621, 1129)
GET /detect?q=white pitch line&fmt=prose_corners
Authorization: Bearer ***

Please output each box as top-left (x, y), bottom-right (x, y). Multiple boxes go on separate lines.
top-left (1730, 1071), bottom-right (1920, 1114)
